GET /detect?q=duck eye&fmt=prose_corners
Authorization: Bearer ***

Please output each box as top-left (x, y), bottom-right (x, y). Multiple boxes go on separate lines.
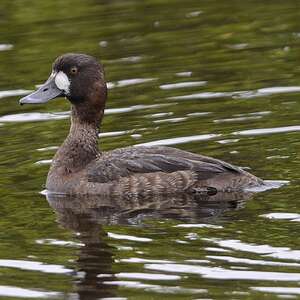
top-left (70, 67), bottom-right (78, 75)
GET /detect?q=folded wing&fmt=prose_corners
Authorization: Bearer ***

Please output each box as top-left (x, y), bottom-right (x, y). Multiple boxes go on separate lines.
top-left (87, 146), bottom-right (242, 184)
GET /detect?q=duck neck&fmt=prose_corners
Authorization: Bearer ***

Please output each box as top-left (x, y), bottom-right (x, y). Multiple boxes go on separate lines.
top-left (51, 104), bottom-right (103, 174)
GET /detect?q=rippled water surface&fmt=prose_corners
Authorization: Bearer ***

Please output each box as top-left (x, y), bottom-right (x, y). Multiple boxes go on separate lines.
top-left (1, 0), bottom-right (300, 299)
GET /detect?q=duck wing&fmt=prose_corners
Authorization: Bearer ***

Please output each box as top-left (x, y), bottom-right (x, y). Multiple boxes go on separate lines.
top-left (87, 146), bottom-right (242, 184)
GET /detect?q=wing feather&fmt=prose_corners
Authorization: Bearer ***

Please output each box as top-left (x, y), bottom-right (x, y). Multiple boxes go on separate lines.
top-left (87, 146), bottom-right (241, 183)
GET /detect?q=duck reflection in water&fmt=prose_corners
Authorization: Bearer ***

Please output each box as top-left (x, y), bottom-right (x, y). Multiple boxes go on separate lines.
top-left (46, 191), bottom-right (254, 299)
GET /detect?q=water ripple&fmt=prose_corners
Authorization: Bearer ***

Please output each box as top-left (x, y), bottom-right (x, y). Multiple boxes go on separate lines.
top-left (0, 89), bottom-right (32, 99)
top-left (99, 130), bottom-right (128, 138)
top-left (0, 44), bottom-right (13, 51)
top-left (251, 287), bottom-right (300, 295)
top-left (239, 86), bottom-right (300, 98)
top-left (227, 43), bottom-right (248, 50)
top-left (146, 112), bottom-right (173, 118)
top-left (0, 112), bottom-right (68, 122)
top-left (111, 56), bottom-right (143, 63)
top-left (107, 78), bottom-right (156, 89)
top-left (160, 81), bottom-right (206, 90)
top-left (203, 238), bottom-right (290, 254)
top-left (120, 258), bottom-right (175, 264)
top-left (261, 213), bottom-right (300, 220)
top-left (233, 125), bottom-right (300, 136)
top-left (174, 224), bottom-right (223, 229)
top-left (103, 280), bottom-right (206, 294)
top-left (186, 11), bottom-right (203, 18)
top-left (34, 159), bottom-right (52, 165)
top-left (206, 255), bottom-right (300, 267)
top-left (175, 71), bottom-right (192, 77)
top-left (0, 259), bottom-right (72, 274)
top-left (169, 91), bottom-right (233, 100)
top-left (105, 104), bottom-right (171, 114)
top-left (0, 286), bottom-right (60, 298)
top-left (217, 139), bottom-right (239, 144)
top-left (37, 146), bottom-right (59, 152)
top-left (265, 251), bottom-right (300, 261)
top-left (145, 263), bottom-right (300, 281)
top-left (108, 232), bottom-right (152, 242)
top-left (168, 86), bottom-right (300, 100)
top-left (0, 104), bottom-right (171, 123)
top-left (135, 134), bottom-right (220, 147)
top-left (116, 272), bottom-right (181, 281)
top-left (153, 117), bottom-right (187, 124)
top-left (203, 238), bottom-right (300, 261)
top-left (214, 116), bottom-right (262, 123)
top-left (204, 247), bottom-right (231, 253)
top-left (234, 111), bottom-right (271, 117)
top-left (186, 112), bottom-right (212, 117)
top-left (36, 238), bottom-right (82, 247)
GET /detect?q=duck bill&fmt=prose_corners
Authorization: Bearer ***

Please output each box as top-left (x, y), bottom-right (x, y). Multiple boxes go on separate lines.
top-left (19, 75), bottom-right (63, 105)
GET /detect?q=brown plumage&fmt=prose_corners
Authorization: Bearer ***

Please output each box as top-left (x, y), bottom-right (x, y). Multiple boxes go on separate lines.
top-left (20, 53), bottom-right (264, 195)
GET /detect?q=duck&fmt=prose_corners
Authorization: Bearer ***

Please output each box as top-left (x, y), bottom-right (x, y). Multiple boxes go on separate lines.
top-left (20, 53), bottom-right (264, 196)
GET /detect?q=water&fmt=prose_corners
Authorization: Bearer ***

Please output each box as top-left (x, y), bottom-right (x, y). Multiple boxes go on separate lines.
top-left (1, 0), bottom-right (300, 299)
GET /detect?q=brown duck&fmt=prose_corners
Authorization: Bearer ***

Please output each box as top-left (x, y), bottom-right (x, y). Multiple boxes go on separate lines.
top-left (20, 53), bottom-right (264, 196)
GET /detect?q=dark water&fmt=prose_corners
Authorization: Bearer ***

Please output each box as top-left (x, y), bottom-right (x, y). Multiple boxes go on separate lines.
top-left (1, 0), bottom-right (300, 299)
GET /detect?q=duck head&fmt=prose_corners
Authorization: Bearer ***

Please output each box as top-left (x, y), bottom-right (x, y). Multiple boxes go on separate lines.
top-left (20, 53), bottom-right (107, 122)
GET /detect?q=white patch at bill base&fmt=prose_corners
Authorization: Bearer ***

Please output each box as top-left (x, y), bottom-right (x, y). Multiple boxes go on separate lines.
top-left (54, 71), bottom-right (70, 94)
